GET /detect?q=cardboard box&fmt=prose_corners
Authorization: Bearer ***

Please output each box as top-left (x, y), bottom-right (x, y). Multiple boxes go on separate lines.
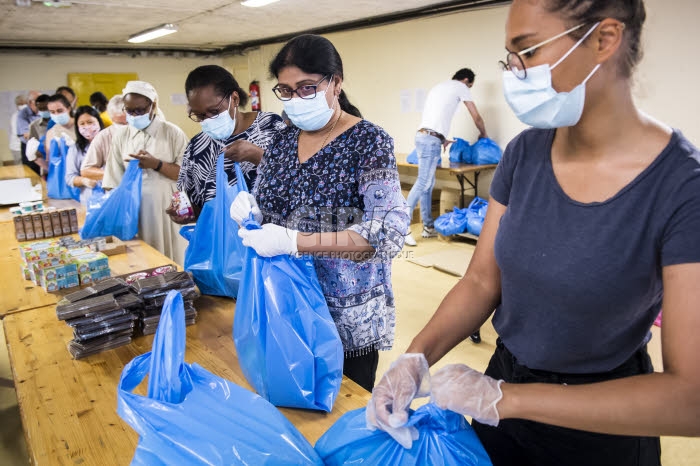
top-left (13, 215), bottom-right (26, 242)
top-left (50, 211), bottom-right (63, 236)
top-left (68, 208), bottom-right (79, 233)
top-left (32, 213), bottom-right (44, 239)
top-left (41, 213), bottom-right (54, 239)
top-left (23, 215), bottom-right (35, 241)
top-left (101, 236), bottom-right (127, 256)
top-left (59, 209), bottom-right (71, 235)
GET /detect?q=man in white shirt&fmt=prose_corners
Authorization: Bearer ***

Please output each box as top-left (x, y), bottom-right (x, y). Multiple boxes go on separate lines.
top-left (9, 95), bottom-right (26, 164)
top-left (405, 68), bottom-right (487, 247)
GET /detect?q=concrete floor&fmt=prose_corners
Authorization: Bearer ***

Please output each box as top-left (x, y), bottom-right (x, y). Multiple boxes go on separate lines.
top-left (0, 225), bottom-right (697, 464)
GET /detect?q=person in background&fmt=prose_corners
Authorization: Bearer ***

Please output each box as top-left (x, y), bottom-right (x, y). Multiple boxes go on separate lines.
top-left (9, 95), bottom-right (26, 164)
top-left (368, 1), bottom-right (700, 465)
top-left (81, 94), bottom-right (126, 181)
top-left (404, 68), bottom-right (488, 248)
top-left (56, 86), bottom-right (77, 111)
top-left (103, 81), bottom-right (188, 264)
top-left (168, 65), bottom-right (285, 224)
top-left (28, 94), bottom-right (51, 141)
top-left (229, 34), bottom-right (410, 392)
top-left (89, 91), bottom-right (112, 127)
top-left (65, 106), bottom-right (103, 205)
top-left (40, 94), bottom-right (75, 173)
top-left (17, 90), bottom-right (40, 168)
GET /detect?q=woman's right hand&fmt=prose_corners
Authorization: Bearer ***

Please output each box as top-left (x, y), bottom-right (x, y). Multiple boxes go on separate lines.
top-left (230, 192), bottom-right (262, 226)
top-left (165, 204), bottom-right (195, 224)
top-left (365, 353), bottom-right (431, 449)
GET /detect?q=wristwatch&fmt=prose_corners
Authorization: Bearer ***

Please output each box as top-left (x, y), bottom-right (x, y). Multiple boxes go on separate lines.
top-left (155, 160), bottom-right (163, 172)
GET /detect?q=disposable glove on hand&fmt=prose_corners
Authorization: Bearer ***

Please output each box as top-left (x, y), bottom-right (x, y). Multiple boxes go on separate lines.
top-left (366, 353), bottom-right (431, 449)
top-left (238, 223), bottom-right (298, 257)
top-left (430, 364), bottom-right (504, 427)
top-left (230, 191), bottom-right (262, 226)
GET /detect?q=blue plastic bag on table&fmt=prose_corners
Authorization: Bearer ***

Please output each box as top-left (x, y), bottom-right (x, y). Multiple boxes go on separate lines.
top-left (434, 207), bottom-right (469, 236)
top-left (315, 403), bottom-right (493, 465)
top-left (472, 138), bottom-right (502, 164)
top-left (466, 197), bottom-right (489, 236)
top-left (406, 148), bottom-right (418, 164)
top-left (117, 290), bottom-right (323, 466)
top-left (179, 155), bottom-right (246, 298)
top-left (47, 137), bottom-right (80, 201)
top-left (450, 137), bottom-right (473, 164)
top-left (233, 217), bottom-right (344, 412)
top-left (80, 159), bottom-right (142, 240)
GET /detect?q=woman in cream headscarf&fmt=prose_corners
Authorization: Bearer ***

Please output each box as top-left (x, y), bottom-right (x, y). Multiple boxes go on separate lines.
top-left (103, 80), bottom-right (188, 264)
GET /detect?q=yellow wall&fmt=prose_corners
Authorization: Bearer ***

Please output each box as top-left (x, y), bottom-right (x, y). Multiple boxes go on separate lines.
top-left (2, 0), bottom-right (699, 161)
top-left (0, 54), bottom-right (223, 161)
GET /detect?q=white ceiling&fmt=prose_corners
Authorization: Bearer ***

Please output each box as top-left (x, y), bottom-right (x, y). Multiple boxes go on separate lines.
top-left (0, 0), bottom-right (489, 52)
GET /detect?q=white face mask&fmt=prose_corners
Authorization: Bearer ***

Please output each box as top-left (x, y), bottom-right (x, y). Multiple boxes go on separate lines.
top-left (502, 22), bottom-right (600, 129)
top-left (282, 82), bottom-right (336, 131)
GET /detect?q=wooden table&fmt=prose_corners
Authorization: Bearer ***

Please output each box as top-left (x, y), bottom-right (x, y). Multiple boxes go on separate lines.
top-left (0, 164), bottom-right (41, 185)
top-left (0, 239), bottom-right (175, 318)
top-left (396, 154), bottom-right (497, 208)
top-left (3, 296), bottom-right (370, 466)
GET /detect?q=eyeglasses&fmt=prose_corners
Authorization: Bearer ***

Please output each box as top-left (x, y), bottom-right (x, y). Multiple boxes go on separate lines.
top-left (498, 23), bottom-right (586, 80)
top-left (272, 75), bottom-right (330, 101)
top-left (188, 94), bottom-right (230, 123)
top-left (123, 103), bottom-right (152, 116)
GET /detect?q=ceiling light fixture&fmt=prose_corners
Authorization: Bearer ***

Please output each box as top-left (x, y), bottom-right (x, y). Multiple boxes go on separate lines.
top-left (240, 0), bottom-right (280, 7)
top-left (128, 23), bottom-right (178, 43)
top-left (42, 0), bottom-right (72, 7)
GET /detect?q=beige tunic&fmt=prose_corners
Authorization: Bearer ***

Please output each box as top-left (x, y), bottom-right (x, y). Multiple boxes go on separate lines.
top-left (103, 117), bottom-right (188, 265)
top-left (81, 124), bottom-right (125, 170)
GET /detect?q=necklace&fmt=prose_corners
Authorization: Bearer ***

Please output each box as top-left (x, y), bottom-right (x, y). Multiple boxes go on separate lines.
top-left (318, 109), bottom-right (343, 152)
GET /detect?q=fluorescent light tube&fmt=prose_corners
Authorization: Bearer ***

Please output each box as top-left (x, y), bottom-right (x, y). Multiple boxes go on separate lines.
top-left (128, 24), bottom-right (178, 44)
top-left (241, 0), bottom-right (280, 7)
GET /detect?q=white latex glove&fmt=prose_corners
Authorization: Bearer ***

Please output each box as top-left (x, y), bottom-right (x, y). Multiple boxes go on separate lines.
top-left (61, 134), bottom-right (75, 147)
top-left (81, 177), bottom-right (97, 188)
top-left (430, 364), bottom-right (504, 427)
top-left (25, 138), bottom-right (40, 162)
top-left (230, 191), bottom-right (262, 226)
top-left (238, 223), bottom-right (298, 257)
top-left (366, 353), bottom-right (430, 449)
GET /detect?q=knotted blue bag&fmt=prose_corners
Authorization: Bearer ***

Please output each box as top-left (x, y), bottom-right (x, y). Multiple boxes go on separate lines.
top-left (449, 138), bottom-right (473, 164)
top-left (466, 197), bottom-right (489, 236)
top-left (472, 138), bottom-right (503, 164)
top-left (47, 137), bottom-right (80, 201)
top-left (406, 148), bottom-right (418, 164)
top-left (315, 403), bottom-right (493, 466)
top-left (117, 290), bottom-right (323, 466)
top-left (80, 159), bottom-right (142, 240)
top-left (179, 155), bottom-right (246, 298)
top-left (233, 217), bottom-right (344, 412)
top-left (434, 207), bottom-right (469, 236)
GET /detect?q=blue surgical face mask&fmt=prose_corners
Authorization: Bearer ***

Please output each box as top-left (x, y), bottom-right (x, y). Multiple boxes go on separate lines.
top-left (502, 23), bottom-right (600, 129)
top-left (50, 112), bottom-right (70, 126)
top-left (282, 83), bottom-right (336, 131)
top-left (126, 105), bottom-right (153, 130)
top-left (39, 110), bottom-right (51, 119)
top-left (201, 97), bottom-right (236, 140)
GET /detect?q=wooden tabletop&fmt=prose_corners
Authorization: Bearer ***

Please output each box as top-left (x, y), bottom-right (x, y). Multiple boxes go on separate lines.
top-left (395, 153), bottom-right (496, 174)
top-left (3, 295), bottom-right (370, 465)
top-left (0, 164), bottom-right (41, 184)
top-left (0, 239), bottom-right (175, 318)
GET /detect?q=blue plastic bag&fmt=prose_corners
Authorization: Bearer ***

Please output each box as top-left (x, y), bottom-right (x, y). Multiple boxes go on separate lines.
top-left (180, 156), bottom-right (246, 298)
top-left (117, 290), bottom-right (323, 466)
top-left (434, 207), bottom-right (469, 236)
top-left (315, 403), bottom-right (493, 465)
top-left (80, 159), bottom-right (142, 240)
top-left (465, 197), bottom-right (489, 236)
top-left (233, 218), bottom-right (344, 412)
top-left (47, 137), bottom-right (80, 201)
top-left (450, 138), bottom-right (473, 164)
top-left (406, 148), bottom-right (418, 164)
top-left (472, 138), bottom-right (502, 165)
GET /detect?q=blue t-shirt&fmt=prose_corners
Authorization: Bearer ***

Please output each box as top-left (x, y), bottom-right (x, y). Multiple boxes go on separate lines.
top-left (490, 128), bottom-right (700, 373)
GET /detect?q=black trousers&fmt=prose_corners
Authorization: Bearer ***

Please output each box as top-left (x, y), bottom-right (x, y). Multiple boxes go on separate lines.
top-left (20, 141), bottom-right (41, 175)
top-left (473, 339), bottom-right (661, 466)
top-left (343, 349), bottom-right (379, 392)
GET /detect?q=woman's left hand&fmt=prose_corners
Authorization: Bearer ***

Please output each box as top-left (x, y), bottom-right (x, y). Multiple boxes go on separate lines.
top-left (431, 363), bottom-right (504, 426)
top-left (238, 223), bottom-right (298, 257)
top-left (130, 150), bottom-right (161, 170)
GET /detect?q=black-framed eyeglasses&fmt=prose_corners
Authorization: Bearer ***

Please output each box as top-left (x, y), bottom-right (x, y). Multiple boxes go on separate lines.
top-left (188, 94), bottom-right (230, 123)
top-left (272, 75), bottom-right (330, 101)
top-left (123, 103), bottom-right (152, 117)
top-left (498, 23), bottom-right (587, 80)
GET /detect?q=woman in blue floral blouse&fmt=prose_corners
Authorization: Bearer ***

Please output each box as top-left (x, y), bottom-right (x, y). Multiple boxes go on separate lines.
top-left (230, 34), bottom-right (410, 391)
